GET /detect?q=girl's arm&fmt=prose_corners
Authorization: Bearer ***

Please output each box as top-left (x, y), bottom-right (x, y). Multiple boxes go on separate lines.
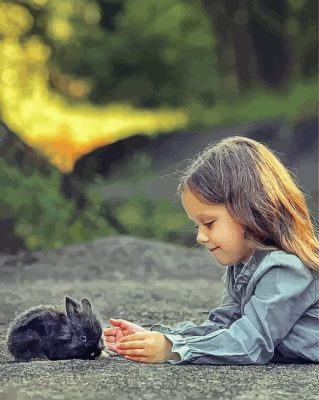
top-left (150, 289), bottom-right (239, 335)
top-left (159, 263), bottom-right (317, 365)
top-left (150, 271), bottom-right (240, 336)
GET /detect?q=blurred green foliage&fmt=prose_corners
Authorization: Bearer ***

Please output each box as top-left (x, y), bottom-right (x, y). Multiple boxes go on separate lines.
top-left (0, 158), bottom-right (112, 250)
top-left (114, 195), bottom-right (189, 242)
top-left (187, 79), bottom-right (317, 128)
top-left (0, 156), bottom-right (193, 251)
top-left (14, 0), bottom-right (317, 113)
top-left (1, 0), bottom-right (317, 252)
top-left (43, 0), bottom-right (217, 107)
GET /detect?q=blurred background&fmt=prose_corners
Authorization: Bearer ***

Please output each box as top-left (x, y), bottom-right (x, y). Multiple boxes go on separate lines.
top-left (0, 0), bottom-right (318, 254)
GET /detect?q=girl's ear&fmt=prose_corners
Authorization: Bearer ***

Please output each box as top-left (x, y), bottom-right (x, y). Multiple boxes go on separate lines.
top-left (80, 298), bottom-right (92, 314)
top-left (65, 296), bottom-right (81, 317)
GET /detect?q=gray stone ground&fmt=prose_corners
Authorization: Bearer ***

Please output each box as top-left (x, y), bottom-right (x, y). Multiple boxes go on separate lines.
top-left (0, 236), bottom-right (318, 400)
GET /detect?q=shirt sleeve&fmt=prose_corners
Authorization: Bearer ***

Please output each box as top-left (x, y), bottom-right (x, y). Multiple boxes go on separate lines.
top-left (150, 270), bottom-right (240, 337)
top-left (160, 264), bottom-right (316, 365)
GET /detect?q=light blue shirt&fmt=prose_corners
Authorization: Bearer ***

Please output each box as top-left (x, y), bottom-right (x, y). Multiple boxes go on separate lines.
top-left (150, 248), bottom-right (319, 364)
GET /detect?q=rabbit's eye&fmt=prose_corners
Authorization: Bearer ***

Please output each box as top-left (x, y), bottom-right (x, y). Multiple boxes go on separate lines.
top-left (80, 335), bottom-right (87, 342)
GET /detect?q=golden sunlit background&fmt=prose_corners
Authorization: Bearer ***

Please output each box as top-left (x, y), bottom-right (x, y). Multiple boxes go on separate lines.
top-left (0, 0), bottom-right (318, 253)
top-left (0, 0), bottom-right (188, 172)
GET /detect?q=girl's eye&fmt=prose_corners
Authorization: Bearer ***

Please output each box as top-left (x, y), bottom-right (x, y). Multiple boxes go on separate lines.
top-left (193, 222), bottom-right (214, 230)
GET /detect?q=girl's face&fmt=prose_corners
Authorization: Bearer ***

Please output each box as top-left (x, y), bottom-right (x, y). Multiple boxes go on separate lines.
top-left (181, 189), bottom-right (254, 266)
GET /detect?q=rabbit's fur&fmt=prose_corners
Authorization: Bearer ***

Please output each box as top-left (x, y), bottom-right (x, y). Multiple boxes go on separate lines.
top-left (6, 296), bottom-right (104, 362)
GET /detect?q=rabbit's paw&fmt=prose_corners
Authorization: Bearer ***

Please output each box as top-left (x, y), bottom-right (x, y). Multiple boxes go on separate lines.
top-left (101, 349), bottom-right (120, 358)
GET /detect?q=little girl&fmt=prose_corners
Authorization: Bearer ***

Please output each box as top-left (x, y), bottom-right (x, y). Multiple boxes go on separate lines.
top-left (103, 136), bottom-right (319, 365)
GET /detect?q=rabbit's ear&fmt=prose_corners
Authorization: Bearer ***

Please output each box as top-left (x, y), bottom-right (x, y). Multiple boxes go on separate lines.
top-left (65, 296), bottom-right (81, 317)
top-left (81, 298), bottom-right (92, 313)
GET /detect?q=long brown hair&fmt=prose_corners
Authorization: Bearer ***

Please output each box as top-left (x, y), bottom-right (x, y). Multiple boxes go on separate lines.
top-left (176, 136), bottom-right (319, 272)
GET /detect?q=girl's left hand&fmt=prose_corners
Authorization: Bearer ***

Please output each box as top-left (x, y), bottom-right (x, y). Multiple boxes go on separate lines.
top-left (116, 331), bottom-right (181, 363)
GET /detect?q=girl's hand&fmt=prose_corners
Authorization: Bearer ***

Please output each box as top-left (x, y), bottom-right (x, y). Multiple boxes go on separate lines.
top-left (116, 331), bottom-right (181, 363)
top-left (103, 319), bottom-right (146, 352)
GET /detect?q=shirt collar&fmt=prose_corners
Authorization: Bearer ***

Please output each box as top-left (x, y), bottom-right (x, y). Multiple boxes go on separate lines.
top-left (242, 250), bottom-right (255, 267)
top-left (235, 248), bottom-right (272, 274)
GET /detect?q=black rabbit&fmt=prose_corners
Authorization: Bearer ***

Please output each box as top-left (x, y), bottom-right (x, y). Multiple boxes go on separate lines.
top-left (6, 296), bottom-right (105, 362)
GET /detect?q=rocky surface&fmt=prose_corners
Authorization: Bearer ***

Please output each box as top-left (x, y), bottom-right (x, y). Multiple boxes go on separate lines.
top-left (0, 236), bottom-right (318, 400)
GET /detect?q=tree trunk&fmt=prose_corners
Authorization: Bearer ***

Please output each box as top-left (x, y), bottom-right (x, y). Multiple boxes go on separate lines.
top-left (203, 0), bottom-right (258, 95)
top-left (247, 0), bottom-right (292, 88)
top-left (202, 0), bottom-right (239, 98)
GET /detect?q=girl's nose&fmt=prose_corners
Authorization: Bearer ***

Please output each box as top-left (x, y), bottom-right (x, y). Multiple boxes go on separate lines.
top-left (196, 230), bottom-right (209, 245)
